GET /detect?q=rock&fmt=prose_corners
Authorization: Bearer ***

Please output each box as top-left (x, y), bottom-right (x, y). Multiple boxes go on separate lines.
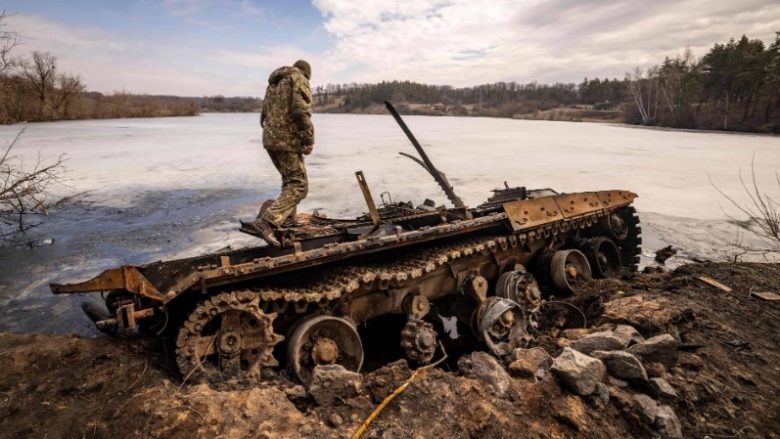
top-left (284, 385), bottom-right (307, 400)
top-left (677, 352), bottom-right (703, 370)
top-left (458, 351), bottom-right (511, 397)
top-left (602, 295), bottom-right (695, 338)
top-left (649, 377), bottom-right (677, 399)
top-left (655, 404), bottom-right (683, 438)
top-left (552, 395), bottom-right (587, 430)
top-left (595, 382), bottom-right (610, 404)
top-left (507, 348), bottom-right (552, 378)
top-left (627, 334), bottom-right (678, 367)
top-left (560, 328), bottom-right (590, 340)
top-left (551, 347), bottom-right (606, 395)
top-left (608, 385), bottom-right (634, 410)
top-left (308, 365), bottom-right (365, 406)
top-left (570, 330), bottom-right (628, 354)
top-left (644, 362), bottom-right (666, 378)
top-left (633, 393), bottom-right (659, 424)
top-left (591, 350), bottom-right (648, 383)
top-left (654, 245), bottom-right (677, 264)
top-left (614, 324), bottom-right (644, 346)
top-left (326, 412), bottom-right (343, 428)
top-left (607, 376), bottom-right (628, 387)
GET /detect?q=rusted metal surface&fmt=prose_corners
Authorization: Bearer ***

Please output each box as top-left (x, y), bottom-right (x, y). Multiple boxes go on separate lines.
top-left (51, 266), bottom-right (165, 302)
top-left (554, 192), bottom-right (604, 217)
top-left (52, 190), bottom-right (637, 305)
top-left (355, 171), bottom-right (381, 227)
top-left (385, 101), bottom-right (465, 209)
top-left (503, 196), bottom-right (563, 231)
top-left (286, 315), bottom-right (363, 385)
top-left (595, 190), bottom-right (637, 208)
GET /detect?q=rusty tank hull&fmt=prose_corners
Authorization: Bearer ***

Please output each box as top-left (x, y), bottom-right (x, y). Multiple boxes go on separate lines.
top-left (51, 102), bottom-right (641, 386)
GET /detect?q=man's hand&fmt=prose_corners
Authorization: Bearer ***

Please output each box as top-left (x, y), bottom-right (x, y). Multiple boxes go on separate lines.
top-left (302, 144), bottom-right (314, 155)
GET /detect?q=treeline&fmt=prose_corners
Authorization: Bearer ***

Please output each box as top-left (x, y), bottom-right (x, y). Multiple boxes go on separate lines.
top-left (316, 32), bottom-right (780, 132)
top-left (196, 96), bottom-right (262, 112)
top-left (0, 51), bottom-right (200, 123)
top-left (626, 33), bottom-right (780, 132)
top-left (314, 78), bottom-right (626, 118)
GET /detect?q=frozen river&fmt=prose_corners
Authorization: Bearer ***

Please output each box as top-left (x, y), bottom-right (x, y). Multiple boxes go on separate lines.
top-left (1, 113), bottom-right (778, 334)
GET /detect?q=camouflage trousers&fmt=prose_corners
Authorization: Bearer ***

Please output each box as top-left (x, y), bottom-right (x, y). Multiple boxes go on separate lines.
top-left (261, 150), bottom-right (308, 227)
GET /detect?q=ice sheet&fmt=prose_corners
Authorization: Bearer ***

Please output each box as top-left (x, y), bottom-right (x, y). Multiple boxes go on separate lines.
top-left (0, 113), bottom-right (778, 334)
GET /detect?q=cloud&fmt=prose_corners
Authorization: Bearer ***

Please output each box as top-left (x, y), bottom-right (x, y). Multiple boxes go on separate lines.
top-left (313, 0), bottom-right (780, 85)
top-left (4, 1), bottom-right (780, 96)
top-left (159, 0), bottom-right (208, 17)
top-left (239, 0), bottom-right (263, 16)
top-left (4, 13), bottom-right (292, 96)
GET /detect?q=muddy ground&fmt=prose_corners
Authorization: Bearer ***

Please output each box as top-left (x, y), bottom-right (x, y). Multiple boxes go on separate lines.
top-left (1, 262), bottom-right (779, 438)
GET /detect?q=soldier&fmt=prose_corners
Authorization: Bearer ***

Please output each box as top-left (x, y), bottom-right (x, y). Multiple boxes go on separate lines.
top-left (252, 60), bottom-right (314, 247)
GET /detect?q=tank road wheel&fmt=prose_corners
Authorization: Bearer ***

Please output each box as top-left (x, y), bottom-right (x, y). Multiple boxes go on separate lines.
top-left (401, 318), bottom-right (438, 365)
top-left (287, 315), bottom-right (364, 385)
top-left (495, 267), bottom-right (542, 311)
top-left (176, 291), bottom-right (283, 385)
top-left (473, 297), bottom-right (532, 357)
top-left (550, 249), bottom-right (592, 293)
top-left (601, 212), bottom-right (629, 241)
top-left (582, 237), bottom-right (622, 278)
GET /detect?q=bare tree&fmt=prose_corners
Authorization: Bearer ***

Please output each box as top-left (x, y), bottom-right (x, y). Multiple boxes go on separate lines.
top-left (0, 10), bottom-right (20, 75)
top-left (710, 156), bottom-right (780, 256)
top-left (22, 51), bottom-right (57, 121)
top-left (0, 128), bottom-right (66, 241)
top-left (53, 73), bottom-right (84, 118)
top-left (627, 67), bottom-right (651, 124)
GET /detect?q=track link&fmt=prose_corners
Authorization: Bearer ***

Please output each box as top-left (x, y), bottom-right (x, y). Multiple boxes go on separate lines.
top-left (236, 208), bottom-right (617, 308)
top-left (617, 205), bottom-right (642, 272)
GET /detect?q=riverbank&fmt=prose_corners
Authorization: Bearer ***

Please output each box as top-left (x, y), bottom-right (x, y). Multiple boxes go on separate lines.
top-left (1, 262), bottom-right (778, 438)
top-left (315, 100), bottom-right (623, 123)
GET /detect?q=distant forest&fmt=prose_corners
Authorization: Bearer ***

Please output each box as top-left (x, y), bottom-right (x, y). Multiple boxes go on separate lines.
top-left (316, 32), bottom-right (780, 133)
top-left (313, 78), bottom-right (625, 121)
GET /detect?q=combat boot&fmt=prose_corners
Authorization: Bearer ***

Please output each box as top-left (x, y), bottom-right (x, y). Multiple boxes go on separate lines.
top-left (252, 218), bottom-right (281, 248)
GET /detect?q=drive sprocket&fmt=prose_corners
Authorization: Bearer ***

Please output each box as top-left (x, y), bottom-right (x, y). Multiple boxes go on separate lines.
top-left (175, 291), bottom-right (283, 385)
top-left (400, 318), bottom-right (438, 365)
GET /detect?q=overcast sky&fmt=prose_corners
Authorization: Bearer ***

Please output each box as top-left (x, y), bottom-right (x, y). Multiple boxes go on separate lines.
top-left (4, 0), bottom-right (780, 96)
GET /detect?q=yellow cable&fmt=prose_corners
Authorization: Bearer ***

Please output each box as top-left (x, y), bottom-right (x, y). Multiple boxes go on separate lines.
top-left (351, 344), bottom-right (447, 439)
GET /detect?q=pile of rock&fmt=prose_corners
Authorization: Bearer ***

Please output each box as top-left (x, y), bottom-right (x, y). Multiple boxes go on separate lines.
top-left (293, 303), bottom-right (691, 438)
top-left (545, 324), bottom-right (683, 438)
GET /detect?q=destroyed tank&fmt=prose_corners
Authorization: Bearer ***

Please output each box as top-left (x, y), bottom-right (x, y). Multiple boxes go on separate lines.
top-left (50, 102), bottom-right (641, 386)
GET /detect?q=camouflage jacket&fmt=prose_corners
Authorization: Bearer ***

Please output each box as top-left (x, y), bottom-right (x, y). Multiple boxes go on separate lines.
top-left (261, 66), bottom-right (314, 152)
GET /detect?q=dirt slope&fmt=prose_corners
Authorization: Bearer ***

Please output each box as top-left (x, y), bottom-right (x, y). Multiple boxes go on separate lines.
top-left (0, 262), bottom-right (778, 438)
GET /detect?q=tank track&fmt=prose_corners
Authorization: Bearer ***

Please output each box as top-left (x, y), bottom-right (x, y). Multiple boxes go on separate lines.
top-left (176, 206), bottom-right (640, 379)
top-left (234, 207), bottom-right (632, 307)
top-left (241, 235), bottom-right (513, 307)
top-left (617, 205), bottom-right (642, 272)
top-left (176, 291), bottom-right (284, 385)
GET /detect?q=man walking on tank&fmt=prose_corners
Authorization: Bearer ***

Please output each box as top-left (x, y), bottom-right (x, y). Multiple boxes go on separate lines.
top-left (253, 60), bottom-right (314, 247)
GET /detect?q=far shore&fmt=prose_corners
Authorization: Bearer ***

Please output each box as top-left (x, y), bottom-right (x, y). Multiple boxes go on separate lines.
top-left (2, 110), bottom-right (777, 138)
